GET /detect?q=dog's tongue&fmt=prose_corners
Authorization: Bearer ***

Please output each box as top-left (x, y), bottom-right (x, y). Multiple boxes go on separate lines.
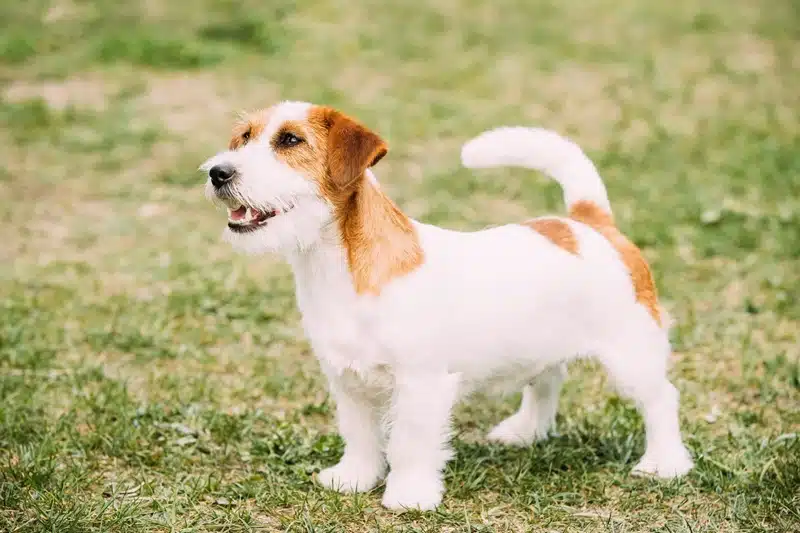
top-left (230, 206), bottom-right (248, 220)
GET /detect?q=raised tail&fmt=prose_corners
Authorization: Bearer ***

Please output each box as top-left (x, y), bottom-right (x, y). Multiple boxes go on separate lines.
top-left (461, 127), bottom-right (673, 327)
top-left (460, 126), bottom-right (612, 215)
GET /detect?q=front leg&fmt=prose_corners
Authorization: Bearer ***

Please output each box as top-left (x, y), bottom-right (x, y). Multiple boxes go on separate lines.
top-left (317, 375), bottom-right (387, 493)
top-left (382, 372), bottom-right (460, 511)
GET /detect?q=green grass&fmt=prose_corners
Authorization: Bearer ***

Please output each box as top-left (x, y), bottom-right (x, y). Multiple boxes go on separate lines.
top-left (1, 0), bottom-right (798, 531)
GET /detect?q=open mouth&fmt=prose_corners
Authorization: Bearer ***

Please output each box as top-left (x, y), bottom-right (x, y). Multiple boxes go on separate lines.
top-left (226, 204), bottom-right (282, 233)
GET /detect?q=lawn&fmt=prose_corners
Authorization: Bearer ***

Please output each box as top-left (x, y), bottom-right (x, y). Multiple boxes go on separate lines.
top-left (1, 0), bottom-right (798, 531)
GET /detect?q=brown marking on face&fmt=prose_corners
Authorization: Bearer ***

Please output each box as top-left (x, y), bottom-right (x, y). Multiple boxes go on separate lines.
top-left (522, 218), bottom-right (579, 255)
top-left (267, 119), bottom-right (328, 185)
top-left (569, 200), bottom-right (662, 324)
top-left (263, 105), bottom-right (423, 295)
top-left (228, 108), bottom-right (274, 150)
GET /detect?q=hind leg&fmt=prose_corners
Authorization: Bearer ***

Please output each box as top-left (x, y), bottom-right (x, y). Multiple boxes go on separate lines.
top-left (628, 379), bottom-right (694, 477)
top-left (601, 331), bottom-right (693, 478)
top-left (488, 364), bottom-right (566, 446)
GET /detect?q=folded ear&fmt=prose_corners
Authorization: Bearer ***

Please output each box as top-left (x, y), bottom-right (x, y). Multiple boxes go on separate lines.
top-left (324, 109), bottom-right (388, 190)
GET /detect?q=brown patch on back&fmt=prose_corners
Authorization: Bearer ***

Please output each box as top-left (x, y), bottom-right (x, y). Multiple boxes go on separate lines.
top-left (569, 200), bottom-right (662, 325)
top-left (522, 218), bottom-right (579, 255)
top-left (302, 106), bottom-right (423, 295)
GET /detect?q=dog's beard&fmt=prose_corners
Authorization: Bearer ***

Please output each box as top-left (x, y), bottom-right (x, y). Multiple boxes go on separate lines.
top-left (205, 180), bottom-right (298, 214)
top-left (205, 182), bottom-right (333, 256)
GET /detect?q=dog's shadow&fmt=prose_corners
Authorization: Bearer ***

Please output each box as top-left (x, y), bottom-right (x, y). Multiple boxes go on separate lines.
top-left (443, 412), bottom-right (648, 500)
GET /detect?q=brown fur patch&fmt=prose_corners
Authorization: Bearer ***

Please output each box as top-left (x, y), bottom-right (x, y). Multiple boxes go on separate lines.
top-left (570, 200), bottom-right (615, 227)
top-left (270, 118), bottom-right (329, 185)
top-left (523, 218), bottom-right (579, 255)
top-left (228, 108), bottom-right (273, 150)
top-left (307, 107), bottom-right (388, 198)
top-left (270, 105), bottom-right (422, 295)
top-left (313, 107), bottom-right (421, 294)
top-left (338, 180), bottom-right (424, 295)
top-left (569, 200), bottom-right (662, 324)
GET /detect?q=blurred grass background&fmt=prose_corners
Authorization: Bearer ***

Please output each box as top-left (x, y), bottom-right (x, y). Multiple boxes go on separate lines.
top-left (1, 0), bottom-right (798, 531)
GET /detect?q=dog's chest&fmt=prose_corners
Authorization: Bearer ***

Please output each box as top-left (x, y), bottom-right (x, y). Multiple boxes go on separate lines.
top-left (293, 273), bottom-right (387, 376)
top-left (304, 306), bottom-right (378, 367)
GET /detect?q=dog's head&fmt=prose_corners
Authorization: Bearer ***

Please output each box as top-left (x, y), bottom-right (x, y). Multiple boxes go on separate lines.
top-left (200, 101), bottom-right (388, 254)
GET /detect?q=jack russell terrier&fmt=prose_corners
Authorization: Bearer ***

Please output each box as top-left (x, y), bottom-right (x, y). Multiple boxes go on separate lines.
top-left (200, 101), bottom-right (694, 511)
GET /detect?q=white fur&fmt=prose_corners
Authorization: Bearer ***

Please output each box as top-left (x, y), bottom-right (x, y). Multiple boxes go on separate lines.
top-left (461, 126), bottom-right (612, 213)
top-left (202, 103), bottom-right (694, 511)
top-left (487, 364), bottom-right (566, 445)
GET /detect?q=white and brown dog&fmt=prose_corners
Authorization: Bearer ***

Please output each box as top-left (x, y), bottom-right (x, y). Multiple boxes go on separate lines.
top-left (200, 101), bottom-right (693, 511)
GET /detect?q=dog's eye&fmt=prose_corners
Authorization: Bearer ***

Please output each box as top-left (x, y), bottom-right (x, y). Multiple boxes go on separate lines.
top-left (277, 132), bottom-right (303, 148)
top-left (242, 129), bottom-right (251, 144)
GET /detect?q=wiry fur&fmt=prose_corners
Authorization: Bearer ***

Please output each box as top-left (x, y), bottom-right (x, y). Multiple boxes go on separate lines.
top-left (201, 101), bottom-right (694, 512)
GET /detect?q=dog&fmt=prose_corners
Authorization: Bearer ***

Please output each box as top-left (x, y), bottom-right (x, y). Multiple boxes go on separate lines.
top-left (200, 101), bottom-right (694, 511)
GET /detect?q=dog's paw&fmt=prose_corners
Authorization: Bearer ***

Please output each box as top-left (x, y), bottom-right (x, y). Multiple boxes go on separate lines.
top-left (632, 446), bottom-right (693, 479)
top-left (487, 413), bottom-right (551, 446)
top-left (316, 458), bottom-right (385, 493)
top-left (382, 470), bottom-right (443, 511)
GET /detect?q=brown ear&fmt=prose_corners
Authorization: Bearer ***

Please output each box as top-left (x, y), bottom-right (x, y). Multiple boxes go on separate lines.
top-left (325, 109), bottom-right (388, 190)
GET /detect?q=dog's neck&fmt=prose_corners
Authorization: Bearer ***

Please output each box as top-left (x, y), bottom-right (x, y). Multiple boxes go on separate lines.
top-left (288, 174), bottom-right (424, 298)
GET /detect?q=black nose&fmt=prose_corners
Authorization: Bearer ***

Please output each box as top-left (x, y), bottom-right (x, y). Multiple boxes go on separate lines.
top-left (209, 163), bottom-right (236, 188)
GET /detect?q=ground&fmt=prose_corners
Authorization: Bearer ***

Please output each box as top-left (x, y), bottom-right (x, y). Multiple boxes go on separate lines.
top-left (1, 0), bottom-right (798, 532)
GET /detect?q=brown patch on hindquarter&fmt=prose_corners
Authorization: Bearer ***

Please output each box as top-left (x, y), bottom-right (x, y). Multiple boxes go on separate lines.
top-left (569, 200), bottom-right (662, 324)
top-left (523, 218), bottom-right (579, 255)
